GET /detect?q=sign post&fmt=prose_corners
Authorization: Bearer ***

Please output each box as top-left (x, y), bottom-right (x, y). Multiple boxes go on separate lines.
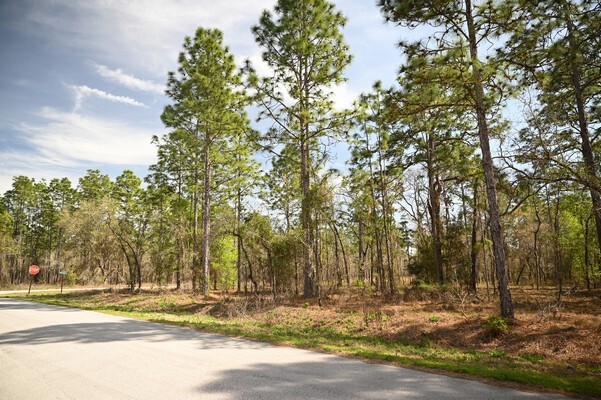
top-left (28, 265), bottom-right (40, 295)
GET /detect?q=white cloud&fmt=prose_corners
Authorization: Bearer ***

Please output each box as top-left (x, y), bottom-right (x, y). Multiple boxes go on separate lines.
top-left (0, 150), bottom-right (84, 194)
top-left (18, 107), bottom-right (158, 166)
top-left (331, 83), bottom-right (359, 111)
top-left (95, 64), bottom-right (165, 94)
top-left (71, 85), bottom-right (147, 110)
top-left (27, 0), bottom-right (277, 76)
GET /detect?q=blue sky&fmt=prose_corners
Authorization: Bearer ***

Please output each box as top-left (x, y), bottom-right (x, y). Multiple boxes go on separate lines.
top-left (0, 0), bottom-right (407, 194)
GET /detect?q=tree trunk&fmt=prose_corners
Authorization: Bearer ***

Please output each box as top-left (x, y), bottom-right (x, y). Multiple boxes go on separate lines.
top-left (465, 0), bottom-right (514, 318)
top-left (314, 207), bottom-right (321, 298)
top-left (236, 233), bottom-right (257, 293)
top-left (377, 133), bottom-right (395, 293)
top-left (470, 181), bottom-right (479, 293)
top-left (534, 207), bottom-right (542, 291)
top-left (584, 214), bottom-right (591, 291)
top-left (301, 138), bottom-right (314, 297)
top-left (201, 137), bottom-right (211, 295)
top-left (550, 193), bottom-right (563, 300)
top-left (366, 132), bottom-right (385, 292)
top-left (135, 252), bottom-right (142, 291)
top-left (333, 222), bottom-right (341, 287)
top-left (192, 190), bottom-right (199, 292)
top-left (358, 221), bottom-right (365, 283)
top-left (236, 188), bottom-right (242, 293)
top-left (330, 220), bottom-right (350, 287)
top-left (427, 133), bottom-right (444, 285)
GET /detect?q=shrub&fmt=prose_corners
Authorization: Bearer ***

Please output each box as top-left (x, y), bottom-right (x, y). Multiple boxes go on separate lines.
top-left (483, 315), bottom-right (509, 336)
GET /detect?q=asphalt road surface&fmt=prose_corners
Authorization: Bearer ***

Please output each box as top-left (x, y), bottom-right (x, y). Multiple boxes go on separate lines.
top-left (0, 298), bottom-right (570, 400)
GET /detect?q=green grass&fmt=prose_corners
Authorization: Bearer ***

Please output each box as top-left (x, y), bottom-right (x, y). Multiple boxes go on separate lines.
top-left (4, 291), bottom-right (600, 398)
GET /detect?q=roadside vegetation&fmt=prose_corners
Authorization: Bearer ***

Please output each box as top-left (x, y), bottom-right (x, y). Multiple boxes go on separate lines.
top-left (4, 285), bottom-right (600, 398)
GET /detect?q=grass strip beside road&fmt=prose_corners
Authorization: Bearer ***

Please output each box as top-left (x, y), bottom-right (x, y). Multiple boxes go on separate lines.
top-left (4, 291), bottom-right (600, 399)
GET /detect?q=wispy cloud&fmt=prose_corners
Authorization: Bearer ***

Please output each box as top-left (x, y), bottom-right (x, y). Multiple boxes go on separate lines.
top-left (18, 107), bottom-right (158, 166)
top-left (0, 150), bottom-right (84, 193)
top-left (0, 107), bottom-right (160, 193)
top-left (71, 85), bottom-right (147, 110)
top-left (94, 64), bottom-right (165, 94)
top-left (26, 0), bottom-right (276, 76)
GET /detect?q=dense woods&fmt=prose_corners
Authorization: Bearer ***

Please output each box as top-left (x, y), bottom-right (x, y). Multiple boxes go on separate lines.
top-left (1, 0), bottom-right (600, 318)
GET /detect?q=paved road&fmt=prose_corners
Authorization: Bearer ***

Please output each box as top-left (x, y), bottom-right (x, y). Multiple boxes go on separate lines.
top-left (0, 285), bottom-right (175, 295)
top-left (0, 288), bottom-right (110, 295)
top-left (0, 298), bottom-right (569, 400)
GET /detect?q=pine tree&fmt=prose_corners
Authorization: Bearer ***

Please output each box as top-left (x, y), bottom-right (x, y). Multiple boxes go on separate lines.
top-left (161, 28), bottom-right (250, 295)
top-left (379, 0), bottom-right (515, 318)
top-left (248, 0), bottom-right (352, 297)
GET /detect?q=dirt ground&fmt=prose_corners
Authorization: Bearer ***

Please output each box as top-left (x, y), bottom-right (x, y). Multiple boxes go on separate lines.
top-left (210, 286), bottom-right (601, 368)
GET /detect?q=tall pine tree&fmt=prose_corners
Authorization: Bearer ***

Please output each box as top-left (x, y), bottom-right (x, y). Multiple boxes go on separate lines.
top-left (379, 0), bottom-right (515, 318)
top-left (247, 0), bottom-right (352, 297)
top-left (161, 28), bottom-right (249, 294)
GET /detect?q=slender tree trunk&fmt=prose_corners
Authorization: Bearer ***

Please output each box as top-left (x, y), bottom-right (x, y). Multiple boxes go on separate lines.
top-left (358, 221), bottom-right (365, 283)
top-left (56, 228), bottom-right (63, 285)
top-left (236, 233), bottom-right (256, 293)
top-left (551, 194), bottom-right (563, 300)
top-left (313, 207), bottom-right (321, 298)
top-left (534, 207), bottom-right (542, 291)
top-left (301, 137), bottom-right (314, 297)
top-left (236, 188), bottom-right (242, 293)
top-left (426, 134), bottom-right (444, 285)
top-left (377, 134), bottom-right (395, 293)
top-left (119, 243), bottom-right (135, 292)
top-left (135, 252), bottom-right (142, 291)
top-left (470, 181), bottom-right (479, 293)
top-left (584, 214), bottom-right (591, 291)
top-left (192, 190), bottom-right (199, 292)
top-left (201, 138), bottom-right (211, 295)
top-left (176, 223), bottom-right (182, 290)
top-left (365, 133), bottom-right (385, 292)
top-left (333, 222), bottom-right (342, 287)
top-left (465, 0), bottom-right (513, 318)
top-left (176, 178), bottom-right (184, 290)
top-left (330, 221), bottom-right (350, 287)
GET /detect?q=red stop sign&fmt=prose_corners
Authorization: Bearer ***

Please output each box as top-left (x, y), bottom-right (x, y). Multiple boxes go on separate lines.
top-left (29, 265), bottom-right (40, 275)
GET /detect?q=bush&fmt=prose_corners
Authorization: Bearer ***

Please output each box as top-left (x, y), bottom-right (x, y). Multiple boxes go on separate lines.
top-left (483, 315), bottom-right (509, 337)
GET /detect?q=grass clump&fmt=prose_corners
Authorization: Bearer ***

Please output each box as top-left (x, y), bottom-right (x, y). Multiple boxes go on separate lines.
top-left (519, 353), bottom-right (544, 364)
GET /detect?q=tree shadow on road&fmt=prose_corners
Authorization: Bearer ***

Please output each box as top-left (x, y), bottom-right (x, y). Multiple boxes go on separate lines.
top-left (0, 298), bottom-right (80, 312)
top-left (0, 318), bottom-right (271, 350)
top-left (195, 359), bottom-right (566, 400)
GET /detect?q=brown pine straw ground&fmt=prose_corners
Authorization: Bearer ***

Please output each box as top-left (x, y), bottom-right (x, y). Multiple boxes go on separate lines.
top-left (253, 286), bottom-right (601, 368)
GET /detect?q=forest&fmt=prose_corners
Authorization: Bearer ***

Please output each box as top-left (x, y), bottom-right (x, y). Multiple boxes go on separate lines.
top-left (1, 0), bottom-right (600, 321)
